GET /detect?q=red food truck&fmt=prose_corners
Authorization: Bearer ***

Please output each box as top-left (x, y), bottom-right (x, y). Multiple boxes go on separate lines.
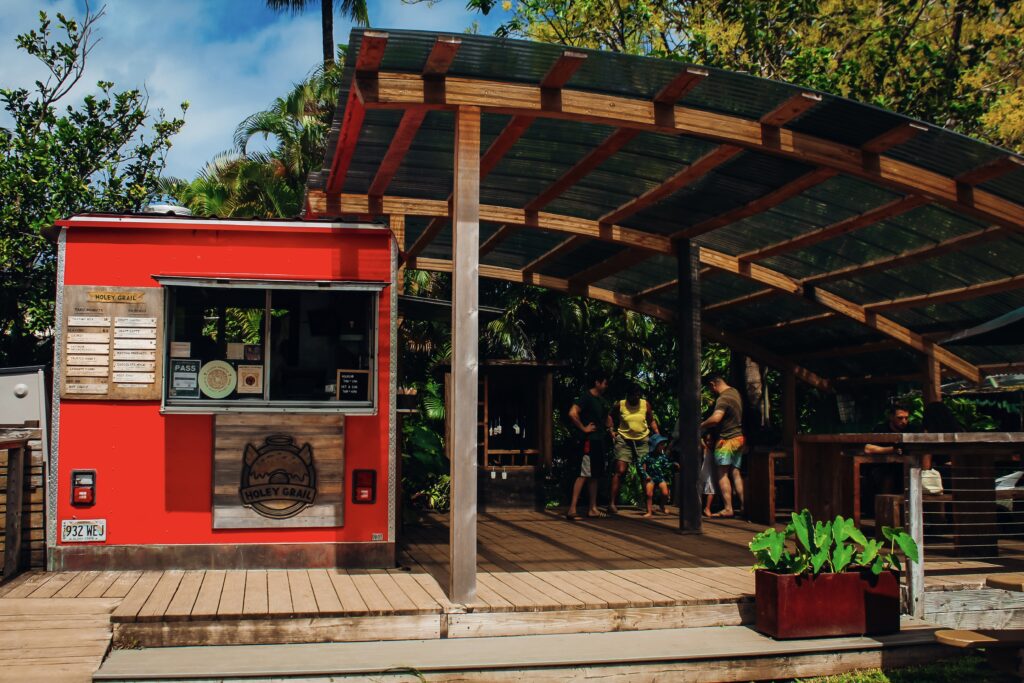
top-left (48, 213), bottom-right (397, 569)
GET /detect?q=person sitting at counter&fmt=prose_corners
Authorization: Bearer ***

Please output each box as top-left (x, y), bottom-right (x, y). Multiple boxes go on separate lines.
top-left (861, 403), bottom-right (914, 515)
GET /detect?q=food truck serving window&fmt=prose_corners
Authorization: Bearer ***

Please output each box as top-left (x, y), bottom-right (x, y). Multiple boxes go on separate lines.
top-left (159, 278), bottom-right (381, 412)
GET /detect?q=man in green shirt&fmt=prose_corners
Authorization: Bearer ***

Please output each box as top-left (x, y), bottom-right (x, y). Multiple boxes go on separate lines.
top-left (700, 374), bottom-right (745, 518)
top-left (566, 372), bottom-right (611, 520)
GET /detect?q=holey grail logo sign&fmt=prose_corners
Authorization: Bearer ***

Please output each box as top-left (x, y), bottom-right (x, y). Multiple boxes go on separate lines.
top-left (240, 435), bottom-right (317, 519)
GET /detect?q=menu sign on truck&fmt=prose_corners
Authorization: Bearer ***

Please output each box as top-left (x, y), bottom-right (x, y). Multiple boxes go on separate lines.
top-left (61, 286), bottom-right (164, 400)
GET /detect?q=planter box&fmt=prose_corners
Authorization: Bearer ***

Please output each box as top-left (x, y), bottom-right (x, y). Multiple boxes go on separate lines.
top-left (755, 569), bottom-right (900, 639)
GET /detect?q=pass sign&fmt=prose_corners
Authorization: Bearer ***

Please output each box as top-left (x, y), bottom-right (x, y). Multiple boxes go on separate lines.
top-left (61, 519), bottom-right (107, 542)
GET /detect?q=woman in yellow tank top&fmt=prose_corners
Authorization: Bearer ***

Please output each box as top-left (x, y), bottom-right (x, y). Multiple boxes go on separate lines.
top-left (607, 385), bottom-right (659, 514)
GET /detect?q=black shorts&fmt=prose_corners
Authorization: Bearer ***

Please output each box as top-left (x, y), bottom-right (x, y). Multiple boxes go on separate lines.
top-left (575, 442), bottom-right (606, 478)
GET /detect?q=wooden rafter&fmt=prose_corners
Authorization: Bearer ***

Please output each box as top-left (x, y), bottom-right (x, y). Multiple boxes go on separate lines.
top-left (862, 122), bottom-right (928, 154)
top-left (865, 273), bottom-right (1024, 312)
top-left (802, 225), bottom-right (1007, 287)
top-left (310, 190), bottom-right (982, 381)
top-left (479, 224), bottom-right (517, 257)
top-left (525, 129), bottom-right (639, 212)
top-left (355, 31), bottom-right (389, 73)
top-left (368, 109), bottom-right (427, 197)
top-left (541, 50), bottom-right (588, 89)
top-left (956, 155), bottom-right (1024, 187)
top-left (703, 288), bottom-right (777, 314)
top-left (413, 257), bottom-right (830, 390)
top-left (760, 92), bottom-right (821, 127)
top-left (635, 278), bottom-right (678, 301)
top-left (600, 145), bottom-right (742, 225)
top-left (568, 248), bottom-right (653, 289)
top-left (355, 73), bottom-right (1024, 231)
top-left (423, 36), bottom-right (461, 77)
top-left (656, 67), bottom-right (708, 104)
top-left (522, 235), bottom-right (587, 275)
top-left (744, 312), bottom-right (836, 336)
top-left (740, 195), bottom-right (927, 262)
top-left (793, 339), bottom-right (901, 360)
top-left (672, 167), bottom-right (836, 240)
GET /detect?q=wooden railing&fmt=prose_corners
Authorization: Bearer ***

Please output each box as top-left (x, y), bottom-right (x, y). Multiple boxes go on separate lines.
top-left (0, 437), bottom-right (29, 583)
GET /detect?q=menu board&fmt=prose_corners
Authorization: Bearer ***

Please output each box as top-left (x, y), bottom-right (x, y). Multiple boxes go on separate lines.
top-left (61, 286), bottom-right (164, 400)
top-left (336, 369), bottom-right (371, 402)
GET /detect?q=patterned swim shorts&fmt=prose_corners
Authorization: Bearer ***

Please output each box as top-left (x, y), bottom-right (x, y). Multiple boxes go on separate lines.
top-left (713, 435), bottom-right (745, 467)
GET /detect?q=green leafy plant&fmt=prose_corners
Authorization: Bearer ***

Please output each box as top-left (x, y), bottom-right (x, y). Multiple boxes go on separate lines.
top-left (750, 509), bottom-right (918, 576)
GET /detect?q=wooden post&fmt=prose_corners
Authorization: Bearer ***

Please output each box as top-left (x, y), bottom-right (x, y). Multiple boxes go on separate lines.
top-left (676, 240), bottom-right (702, 534)
top-left (449, 106), bottom-right (480, 604)
top-left (392, 215), bottom-right (406, 295)
top-left (782, 368), bottom-right (797, 450)
top-left (922, 351), bottom-right (941, 404)
top-left (906, 462), bottom-right (924, 618)
top-left (2, 441), bottom-right (26, 582)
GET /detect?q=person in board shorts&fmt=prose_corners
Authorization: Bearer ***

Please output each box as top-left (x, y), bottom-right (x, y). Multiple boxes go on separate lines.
top-left (608, 384), bottom-right (659, 514)
top-left (700, 374), bottom-right (745, 517)
top-left (566, 372), bottom-right (611, 520)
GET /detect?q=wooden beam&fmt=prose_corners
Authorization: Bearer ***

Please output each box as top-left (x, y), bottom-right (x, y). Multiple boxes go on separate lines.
top-left (744, 312), bottom-right (836, 336)
top-left (635, 279), bottom-right (678, 301)
top-left (405, 213), bottom-right (448, 261)
top-left (479, 224), bottom-right (517, 257)
top-left (522, 235), bottom-right (587, 275)
top-left (568, 248), bottom-right (653, 289)
top-left (760, 92), bottom-right (821, 127)
top-left (412, 257), bottom-right (831, 390)
top-left (311, 190), bottom-right (981, 382)
top-left (655, 67), bottom-right (708, 103)
top-left (676, 240), bottom-right (703, 533)
top-left (802, 225), bottom-right (1007, 287)
top-left (324, 88), bottom-right (367, 194)
top-left (525, 128), bottom-right (639, 212)
top-left (423, 36), bottom-right (461, 77)
top-left (862, 122), bottom-right (928, 154)
top-left (368, 109), bottom-right (427, 197)
top-left (601, 145), bottom-right (742, 225)
top-left (782, 369), bottom-right (797, 448)
top-left (923, 352), bottom-right (942, 404)
top-left (355, 31), bottom-right (389, 73)
top-left (741, 195), bottom-right (927, 262)
top-left (541, 50), bottom-right (588, 89)
top-left (480, 115), bottom-right (535, 179)
top-left (449, 106), bottom-right (480, 605)
top-left (865, 274), bottom-right (1024, 312)
top-left (956, 155), bottom-right (1024, 187)
top-left (834, 373), bottom-right (923, 386)
top-left (793, 339), bottom-right (900, 360)
top-left (673, 167), bottom-right (836, 240)
top-left (703, 288), bottom-right (777, 314)
top-left (357, 73), bottom-right (1024, 232)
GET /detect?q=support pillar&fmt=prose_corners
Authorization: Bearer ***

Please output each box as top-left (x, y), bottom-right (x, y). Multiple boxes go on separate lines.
top-left (922, 351), bottom-right (942, 404)
top-left (782, 368), bottom-right (797, 450)
top-left (449, 106), bottom-right (480, 604)
top-left (676, 239), bottom-right (702, 534)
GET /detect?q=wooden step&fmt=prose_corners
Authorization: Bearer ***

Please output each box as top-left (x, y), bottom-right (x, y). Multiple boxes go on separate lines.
top-left (95, 619), bottom-right (943, 682)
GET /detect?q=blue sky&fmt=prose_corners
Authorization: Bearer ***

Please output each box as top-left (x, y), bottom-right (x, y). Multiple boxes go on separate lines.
top-left (0, 0), bottom-right (512, 179)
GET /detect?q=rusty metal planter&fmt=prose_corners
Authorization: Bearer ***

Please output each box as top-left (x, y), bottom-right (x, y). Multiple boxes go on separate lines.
top-left (755, 568), bottom-right (900, 639)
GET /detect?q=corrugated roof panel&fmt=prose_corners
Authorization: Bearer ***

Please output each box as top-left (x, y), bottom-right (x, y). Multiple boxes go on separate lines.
top-left (596, 254), bottom-right (677, 296)
top-left (542, 240), bottom-right (624, 280)
top-left (979, 164), bottom-right (1024, 204)
top-left (481, 229), bottom-right (567, 270)
top-left (887, 127), bottom-right (1010, 180)
top-left (786, 98), bottom-right (908, 148)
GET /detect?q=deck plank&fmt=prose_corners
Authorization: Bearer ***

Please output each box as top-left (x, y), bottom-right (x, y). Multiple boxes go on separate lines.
top-left (165, 571), bottom-right (205, 620)
top-left (266, 571), bottom-right (293, 616)
top-left (369, 572), bottom-right (419, 614)
top-left (191, 570), bottom-right (225, 617)
top-left (102, 571), bottom-right (143, 599)
top-left (111, 572), bottom-right (162, 621)
top-left (27, 572), bottom-right (78, 598)
top-left (77, 571), bottom-right (121, 599)
top-left (242, 570), bottom-right (269, 617)
top-left (327, 571), bottom-right (370, 615)
top-left (349, 572), bottom-right (393, 615)
top-left (136, 571), bottom-right (184, 621)
top-left (386, 570), bottom-right (442, 612)
top-left (2, 572), bottom-right (55, 599)
top-left (307, 570), bottom-right (342, 613)
top-left (52, 572), bottom-right (100, 598)
top-left (286, 570), bottom-right (319, 616)
top-left (216, 571), bottom-right (246, 618)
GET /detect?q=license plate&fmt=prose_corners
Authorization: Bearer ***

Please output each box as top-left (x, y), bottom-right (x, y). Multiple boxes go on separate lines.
top-left (61, 519), bottom-right (106, 542)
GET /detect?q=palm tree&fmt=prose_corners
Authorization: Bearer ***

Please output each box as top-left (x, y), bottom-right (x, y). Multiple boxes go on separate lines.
top-left (265, 0), bottom-right (369, 65)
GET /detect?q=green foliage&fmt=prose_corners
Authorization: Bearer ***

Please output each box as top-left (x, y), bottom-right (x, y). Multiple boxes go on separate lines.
top-left (0, 7), bottom-right (185, 364)
top-left (750, 509), bottom-right (917, 576)
top-left (785, 653), bottom-right (1000, 682)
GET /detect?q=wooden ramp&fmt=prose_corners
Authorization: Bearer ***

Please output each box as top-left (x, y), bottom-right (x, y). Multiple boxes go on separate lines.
top-left (94, 619), bottom-right (946, 682)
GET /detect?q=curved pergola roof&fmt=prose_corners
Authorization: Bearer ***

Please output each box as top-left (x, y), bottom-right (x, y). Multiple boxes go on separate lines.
top-left (305, 28), bottom-right (1024, 389)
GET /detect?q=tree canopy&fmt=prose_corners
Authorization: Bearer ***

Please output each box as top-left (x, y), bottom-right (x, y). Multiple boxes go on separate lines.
top-left (0, 7), bottom-right (186, 365)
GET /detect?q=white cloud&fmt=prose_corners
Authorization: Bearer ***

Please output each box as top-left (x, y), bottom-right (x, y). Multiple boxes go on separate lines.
top-left (0, 0), bottom-right (506, 179)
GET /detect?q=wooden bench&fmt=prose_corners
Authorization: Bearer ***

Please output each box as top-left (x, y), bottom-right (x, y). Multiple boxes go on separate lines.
top-left (936, 629), bottom-right (1024, 679)
top-left (987, 574), bottom-right (1024, 592)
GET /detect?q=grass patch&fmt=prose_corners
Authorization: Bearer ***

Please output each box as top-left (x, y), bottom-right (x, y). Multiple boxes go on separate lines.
top-left (783, 654), bottom-right (1013, 682)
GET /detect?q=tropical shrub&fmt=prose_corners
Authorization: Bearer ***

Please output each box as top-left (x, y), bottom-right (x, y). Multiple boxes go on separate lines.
top-left (750, 509), bottom-right (918, 576)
